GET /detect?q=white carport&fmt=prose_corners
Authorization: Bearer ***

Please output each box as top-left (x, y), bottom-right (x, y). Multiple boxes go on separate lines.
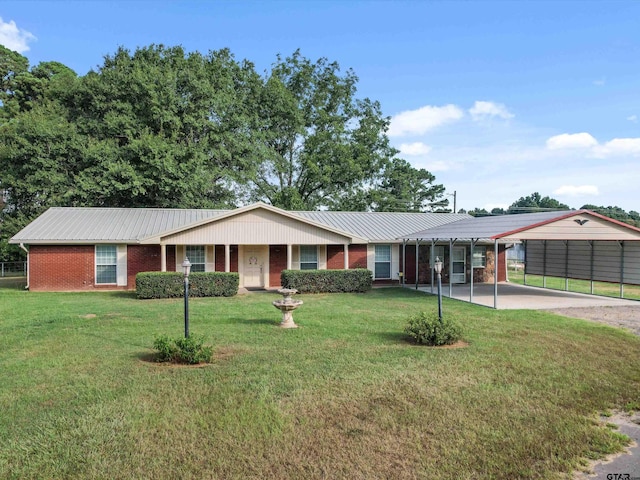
top-left (403, 210), bottom-right (640, 309)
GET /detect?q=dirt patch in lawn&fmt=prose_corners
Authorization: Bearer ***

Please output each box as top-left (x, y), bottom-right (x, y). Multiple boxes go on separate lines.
top-left (546, 306), bottom-right (640, 337)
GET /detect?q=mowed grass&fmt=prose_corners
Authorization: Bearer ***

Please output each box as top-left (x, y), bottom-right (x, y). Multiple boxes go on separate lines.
top-left (1, 287), bottom-right (639, 479)
top-left (508, 268), bottom-right (640, 301)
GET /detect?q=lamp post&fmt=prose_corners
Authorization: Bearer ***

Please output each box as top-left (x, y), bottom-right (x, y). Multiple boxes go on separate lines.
top-left (182, 257), bottom-right (191, 338)
top-left (434, 256), bottom-right (443, 323)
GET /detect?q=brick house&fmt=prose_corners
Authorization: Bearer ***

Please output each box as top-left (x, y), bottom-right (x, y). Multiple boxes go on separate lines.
top-left (11, 202), bottom-right (509, 292)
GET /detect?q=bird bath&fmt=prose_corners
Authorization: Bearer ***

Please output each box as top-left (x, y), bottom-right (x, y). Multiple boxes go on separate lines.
top-left (272, 288), bottom-right (303, 328)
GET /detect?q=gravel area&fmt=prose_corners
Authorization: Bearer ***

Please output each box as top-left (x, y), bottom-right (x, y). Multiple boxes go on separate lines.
top-left (547, 306), bottom-right (640, 337)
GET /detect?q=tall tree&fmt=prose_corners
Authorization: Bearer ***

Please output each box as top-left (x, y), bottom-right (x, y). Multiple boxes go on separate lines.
top-left (366, 158), bottom-right (446, 212)
top-left (507, 192), bottom-right (570, 213)
top-left (249, 50), bottom-right (397, 210)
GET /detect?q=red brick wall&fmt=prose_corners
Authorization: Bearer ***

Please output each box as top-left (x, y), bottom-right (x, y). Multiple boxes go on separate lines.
top-left (166, 245), bottom-right (176, 272)
top-left (269, 245), bottom-right (287, 287)
top-left (127, 245), bottom-right (161, 288)
top-left (348, 245), bottom-right (368, 269)
top-left (214, 245), bottom-right (239, 272)
top-left (327, 245), bottom-right (346, 269)
top-left (30, 245), bottom-right (95, 291)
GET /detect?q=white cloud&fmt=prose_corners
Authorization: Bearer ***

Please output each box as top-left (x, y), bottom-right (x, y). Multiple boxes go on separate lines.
top-left (592, 137), bottom-right (640, 158)
top-left (399, 142), bottom-right (432, 156)
top-left (553, 185), bottom-right (599, 196)
top-left (546, 132), bottom-right (598, 150)
top-left (423, 160), bottom-right (451, 172)
top-left (593, 78), bottom-right (606, 86)
top-left (0, 17), bottom-right (36, 53)
top-left (388, 104), bottom-right (464, 137)
top-left (627, 115), bottom-right (637, 123)
top-left (468, 101), bottom-right (514, 121)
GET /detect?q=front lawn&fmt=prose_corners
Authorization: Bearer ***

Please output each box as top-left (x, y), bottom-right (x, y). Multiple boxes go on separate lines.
top-left (1, 288), bottom-right (639, 479)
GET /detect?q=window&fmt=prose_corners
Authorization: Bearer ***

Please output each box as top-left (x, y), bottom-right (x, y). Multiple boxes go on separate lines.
top-left (374, 245), bottom-right (391, 279)
top-left (96, 245), bottom-right (117, 284)
top-left (432, 246), bottom-right (445, 265)
top-left (186, 245), bottom-right (205, 272)
top-left (472, 246), bottom-right (487, 268)
top-left (300, 245), bottom-right (318, 270)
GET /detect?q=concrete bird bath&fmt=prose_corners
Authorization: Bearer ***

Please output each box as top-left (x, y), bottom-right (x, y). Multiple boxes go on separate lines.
top-left (273, 288), bottom-right (303, 328)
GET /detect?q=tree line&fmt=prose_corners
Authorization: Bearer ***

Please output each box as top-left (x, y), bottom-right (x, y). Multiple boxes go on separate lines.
top-left (0, 45), bottom-right (448, 260)
top-left (464, 192), bottom-right (639, 227)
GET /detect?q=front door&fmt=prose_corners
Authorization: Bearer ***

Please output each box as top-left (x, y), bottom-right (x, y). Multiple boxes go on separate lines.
top-left (451, 247), bottom-right (466, 284)
top-left (243, 246), bottom-right (266, 288)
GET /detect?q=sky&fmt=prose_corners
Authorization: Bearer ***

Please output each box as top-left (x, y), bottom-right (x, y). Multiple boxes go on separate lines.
top-left (1, 0), bottom-right (639, 212)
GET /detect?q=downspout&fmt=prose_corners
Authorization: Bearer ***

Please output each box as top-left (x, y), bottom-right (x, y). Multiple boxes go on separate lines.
top-left (20, 243), bottom-right (29, 290)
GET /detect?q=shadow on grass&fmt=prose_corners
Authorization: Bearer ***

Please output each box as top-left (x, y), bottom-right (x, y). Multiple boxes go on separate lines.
top-left (220, 316), bottom-right (280, 326)
top-left (375, 331), bottom-right (412, 344)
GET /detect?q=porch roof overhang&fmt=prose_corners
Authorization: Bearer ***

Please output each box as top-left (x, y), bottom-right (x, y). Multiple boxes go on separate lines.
top-left (401, 210), bottom-right (640, 242)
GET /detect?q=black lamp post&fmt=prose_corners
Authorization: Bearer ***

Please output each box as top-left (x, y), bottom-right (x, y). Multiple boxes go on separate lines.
top-left (182, 257), bottom-right (191, 338)
top-left (434, 256), bottom-right (443, 323)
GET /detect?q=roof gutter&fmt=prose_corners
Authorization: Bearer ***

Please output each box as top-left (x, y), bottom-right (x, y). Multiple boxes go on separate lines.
top-left (19, 243), bottom-right (29, 290)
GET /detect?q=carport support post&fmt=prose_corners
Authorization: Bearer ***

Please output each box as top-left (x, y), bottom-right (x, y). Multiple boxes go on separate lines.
top-left (589, 241), bottom-right (594, 294)
top-left (430, 240), bottom-right (436, 294)
top-left (449, 239), bottom-right (453, 299)
top-left (619, 241), bottom-right (625, 299)
top-left (470, 239), bottom-right (476, 305)
top-left (415, 239), bottom-right (420, 290)
top-left (402, 240), bottom-right (406, 287)
top-left (494, 239), bottom-right (498, 309)
top-left (564, 240), bottom-right (569, 291)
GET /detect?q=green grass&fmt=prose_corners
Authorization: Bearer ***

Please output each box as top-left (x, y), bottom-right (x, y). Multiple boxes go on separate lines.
top-left (508, 268), bottom-right (640, 300)
top-left (1, 287), bottom-right (639, 479)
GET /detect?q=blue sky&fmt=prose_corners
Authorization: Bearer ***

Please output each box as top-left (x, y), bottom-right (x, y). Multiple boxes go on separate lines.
top-left (1, 0), bottom-right (639, 212)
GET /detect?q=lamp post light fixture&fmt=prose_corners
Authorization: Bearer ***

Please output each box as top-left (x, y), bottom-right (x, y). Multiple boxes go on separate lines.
top-left (434, 256), bottom-right (443, 323)
top-left (182, 257), bottom-right (192, 338)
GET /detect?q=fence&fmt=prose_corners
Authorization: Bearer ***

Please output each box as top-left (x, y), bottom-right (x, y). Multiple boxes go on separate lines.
top-left (1, 262), bottom-right (27, 277)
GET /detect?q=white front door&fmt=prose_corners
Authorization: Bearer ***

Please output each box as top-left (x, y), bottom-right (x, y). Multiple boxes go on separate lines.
top-left (451, 247), bottom-right (466, 284)
top-left (243, 246), bottom-right (266, 288)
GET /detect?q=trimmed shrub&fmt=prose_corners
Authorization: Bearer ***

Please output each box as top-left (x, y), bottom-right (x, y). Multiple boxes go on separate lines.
top-left (136, 271), bottom-right (239, 299)
top-left (153, 334), bottom-right (213, 364)
top-left (404, 311), bottom-right (463, 346)
top-left (281, 268), bottom-right (372, 293)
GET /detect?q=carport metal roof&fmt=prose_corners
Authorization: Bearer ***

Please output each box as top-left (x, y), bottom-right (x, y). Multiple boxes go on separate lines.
top-left (400, 210), bottom-right (640, 309)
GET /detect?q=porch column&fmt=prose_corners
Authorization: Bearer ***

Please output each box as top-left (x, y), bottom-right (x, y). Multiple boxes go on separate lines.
top-left (343, 243), bottom-right (349, 269)
top-left (287, 244), bottom-right (293, 270)
top-left (415, 239), bottom-right (420, 290)
top-left (430, 239), bottom-right (436, 294)
top-left (225, 244), bottom-right (230, 272)
top-left (449, 239), bottom-right (453, 298)
top-left (494, 239), bottom-right (499, 309)
top-left (160, 243), bottom-right (166, 272)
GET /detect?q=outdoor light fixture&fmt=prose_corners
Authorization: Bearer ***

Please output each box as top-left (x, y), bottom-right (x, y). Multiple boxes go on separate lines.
top-left (434, 256), bottom-right (443, 322)
top-left (182, 257), bottom-right (192, 338)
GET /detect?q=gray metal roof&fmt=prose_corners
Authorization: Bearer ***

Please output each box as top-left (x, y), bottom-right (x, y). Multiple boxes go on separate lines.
top-left (293, 211), bottom-right (469, 241)
top-left (402, 210), bottom-right (576, 241)
top-left (10, 205), bottom-right (469, 244)
top-left (10, 207), bottom-right (228, 243)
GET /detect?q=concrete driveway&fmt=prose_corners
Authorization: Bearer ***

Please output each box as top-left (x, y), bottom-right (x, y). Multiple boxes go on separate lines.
top-left (416, 282), bottom-right (639, 310)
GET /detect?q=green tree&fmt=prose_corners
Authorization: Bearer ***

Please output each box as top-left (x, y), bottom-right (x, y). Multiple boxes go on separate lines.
top-left (367, 158), bottom-right (446, 212)
top-left (249, 50), bottom-right (396, 210)
top-left (507, 192), bottom-right (570, 214)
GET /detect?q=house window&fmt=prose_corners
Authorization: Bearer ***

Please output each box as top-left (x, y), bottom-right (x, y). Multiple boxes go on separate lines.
top-left (374, 245), bottom-right (391, 279)
top-left (96, 245), bottom-right (117, 284)
top-left (300, 245), bottom-right (318, 270)
top-left (472, 246), bottom-right (487, 268)
top-left (432, 246), bottom-right (445, 265)
top-left (186, 245), bottom-right (205, 272)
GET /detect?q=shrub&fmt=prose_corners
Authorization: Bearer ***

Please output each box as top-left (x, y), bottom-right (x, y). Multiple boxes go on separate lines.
top-left (153, 334), bottom-right (213, 364)
top-left (404, 311), bottom-right (463, 346)
top-left (136, 272), bottom-right (239, 299)
top-left (281, 269), bottom-right (372, 293)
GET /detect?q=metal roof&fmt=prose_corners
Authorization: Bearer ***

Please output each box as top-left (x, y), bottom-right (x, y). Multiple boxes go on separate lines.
top-left (402, 210), bottom-right (575, 241)
top-left (10, 207), bottom-right (228, 243)
top-left (293, 211), bottom-right (469, 241)
top-left (11, 205), bottom-right (469, 244)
